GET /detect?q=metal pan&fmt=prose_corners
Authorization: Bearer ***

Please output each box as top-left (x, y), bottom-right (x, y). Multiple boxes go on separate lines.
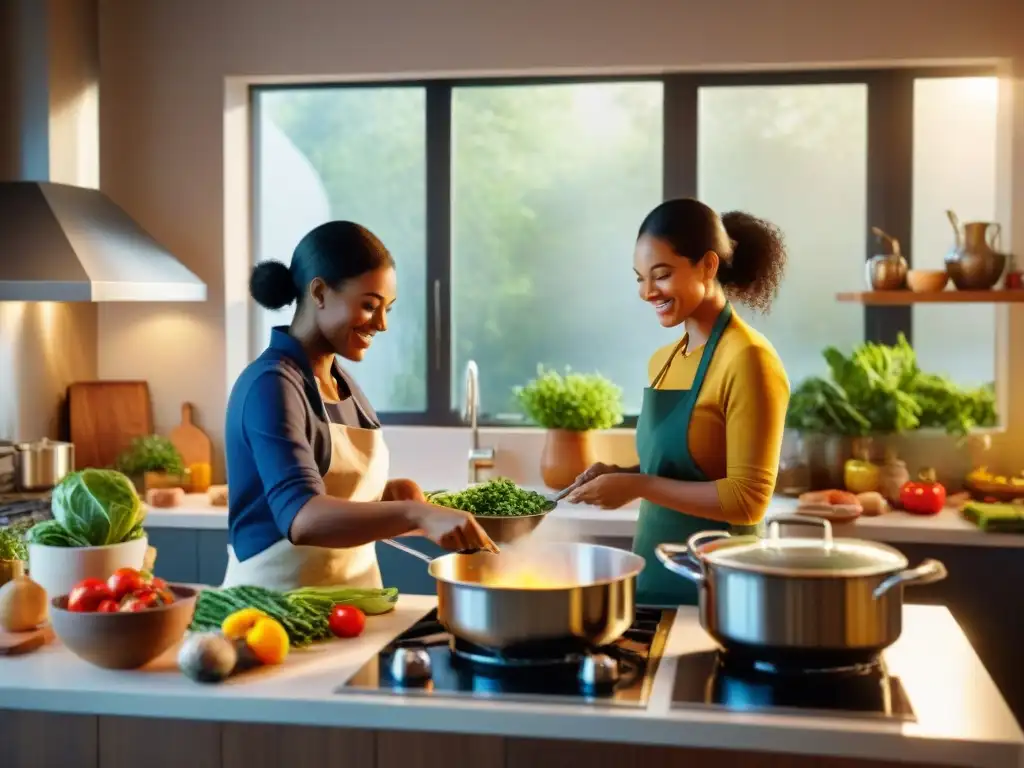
top-left (383, 539), bottom-right (644, 651)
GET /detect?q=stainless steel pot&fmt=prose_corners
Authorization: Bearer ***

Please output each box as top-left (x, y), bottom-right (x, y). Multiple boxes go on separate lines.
top-left (384, 539), bottom-right (644, 651)
top-left (655, 515), bottom-right (947, 666)
top-left (0, 438), bottom-right (75, 491)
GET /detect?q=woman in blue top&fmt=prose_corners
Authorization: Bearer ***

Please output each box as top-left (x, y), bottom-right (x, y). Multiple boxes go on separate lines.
top-left (222, 221), bottom-right (494, 591)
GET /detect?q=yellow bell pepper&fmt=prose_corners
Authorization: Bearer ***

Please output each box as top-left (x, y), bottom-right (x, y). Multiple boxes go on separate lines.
top-left (221, 608), bottom-right (268, 640)
top-left (844, 458), bottom-right (880, 495)
top-left (245, 617), bottom-right (289, 665)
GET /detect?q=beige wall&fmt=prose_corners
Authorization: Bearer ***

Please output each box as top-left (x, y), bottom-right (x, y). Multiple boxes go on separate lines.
top-left (0, 0), bottom-right (99, 443)
top-left (96, 0), bottom-right (1024, 478)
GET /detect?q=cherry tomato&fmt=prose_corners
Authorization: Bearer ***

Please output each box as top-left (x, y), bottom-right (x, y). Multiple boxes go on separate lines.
top-left (97, 600), bottom-right (119, 613)
top-left (132, 588), bottom-right (160, 609)
top-left (328, 605), bottom-right (366, 638)
top-left (67, 578), bottom-right (114, 612)
top-left (149, 576), bottom-right (168, 591)
top-left (107, 568), bottom-right (145, 601)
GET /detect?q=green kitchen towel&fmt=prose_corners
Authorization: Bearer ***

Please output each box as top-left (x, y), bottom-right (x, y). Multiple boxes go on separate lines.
top-left (962, 501), bottom-right (1024, 533)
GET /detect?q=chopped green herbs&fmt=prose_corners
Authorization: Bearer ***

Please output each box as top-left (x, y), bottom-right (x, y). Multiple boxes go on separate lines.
top-left (428, 478), bottom-right (551, 517)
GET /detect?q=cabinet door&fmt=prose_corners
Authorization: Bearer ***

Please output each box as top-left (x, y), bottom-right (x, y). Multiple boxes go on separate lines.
top-left (375, 538), bottom-right (443, 595)
top-left (145, 529), bottom-right (199, 584)
top-left (197, 530), bottom-right (230, 586)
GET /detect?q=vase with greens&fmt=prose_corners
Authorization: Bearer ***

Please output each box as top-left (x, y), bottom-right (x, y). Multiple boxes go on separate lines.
top-left (114, 435), bottom-right (187, 492)
top-left (0, 523), bottom-right (29, 586)
top-left (515, 366), bottom-right (625, 491)
top-left (786, 334), bottom-right (997, 488)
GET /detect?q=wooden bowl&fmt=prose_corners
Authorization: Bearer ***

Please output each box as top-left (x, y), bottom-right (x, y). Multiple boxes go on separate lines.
top-left (906, 269), bottom-right (949, 293)
top-left (50, 585), bottom-right (198, 670)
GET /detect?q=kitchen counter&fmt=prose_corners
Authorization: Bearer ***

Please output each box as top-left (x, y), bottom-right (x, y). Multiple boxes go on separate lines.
top-left (0, 597), bottom-right (1021, 768)
top-left (143, 492), bottom-right (1024, 549)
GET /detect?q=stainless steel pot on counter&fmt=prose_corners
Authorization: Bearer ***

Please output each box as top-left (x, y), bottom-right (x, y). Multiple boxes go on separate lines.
top-left (655, 515), bottom-right (947, 667)
top-left (0, 438), bottom-right (75, 491)
top-left (384, 539), bottom-right (644, 651)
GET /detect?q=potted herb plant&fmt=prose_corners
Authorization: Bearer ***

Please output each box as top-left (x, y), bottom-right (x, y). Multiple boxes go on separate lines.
top-left (0, 523), bottom-right (28, 586)
top-left (515, 367), bottom-right (624, 491)
top-left (114, 435), bottom-right (187, 492)
top-left (25, 468), bottom-right (148, 598)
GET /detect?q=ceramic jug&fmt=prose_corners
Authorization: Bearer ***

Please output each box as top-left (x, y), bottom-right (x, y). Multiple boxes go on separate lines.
top-left (945, 210), bottom-right (1006, 290)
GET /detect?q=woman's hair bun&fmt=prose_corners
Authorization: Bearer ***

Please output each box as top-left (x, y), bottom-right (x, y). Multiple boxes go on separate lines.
top-left (249, 261), bottom-right (298, 310)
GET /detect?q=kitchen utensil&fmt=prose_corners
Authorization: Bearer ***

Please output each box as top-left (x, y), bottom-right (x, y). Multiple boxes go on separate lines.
top-left (905, 269), bottom-right (949, 293)
top-left (945, 210), bottom-right (1007, 290)
top-left (0, 438), bottom-right (74, 491)
top-left (383, 538), bottom-right (644, 650)
top-left (0, 623), bottom-right (54, 656)
top-left (50, 584), bottom-right (197, 669)
top-left (865, 226), bottom-right (908, 290)
top-left (655, 515), bottom-right (947, 667)
top-left (68, 381), bottom-right (153, 469)
top-left (28, 536), bottom-right (149, 601)
top-left (425, 485), bottom-right (566, 545)
top-left (169, 402), bottom-right (212, 489)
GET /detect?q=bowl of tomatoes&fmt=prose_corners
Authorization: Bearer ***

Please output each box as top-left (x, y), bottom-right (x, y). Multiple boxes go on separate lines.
top-left (50, 568), bottom-right (198, 670)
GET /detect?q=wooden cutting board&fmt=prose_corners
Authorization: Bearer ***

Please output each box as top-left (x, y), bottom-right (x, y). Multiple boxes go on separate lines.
top-left (0, 624), bottom-right (54, 655)
top-left (68, 381), bottom-right (153, 469)
top-left (168, 403), bottom-right (212, 467)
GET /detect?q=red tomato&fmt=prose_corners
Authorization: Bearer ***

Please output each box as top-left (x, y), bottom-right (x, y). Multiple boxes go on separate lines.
top-left (155, 588), bottom-right (176, 605)
top-left (97, 599), bottom-right (119, 613)
top-left (67, 578), bottom-right (114, 612)
top-left (149, 576), bottom-right (168, 591)
top-left (107, 568), bottom-right (145, 601)
top-left (132, 588), bottom-right (160, 609)
top-left (328, 605), bottom-right (366, 638)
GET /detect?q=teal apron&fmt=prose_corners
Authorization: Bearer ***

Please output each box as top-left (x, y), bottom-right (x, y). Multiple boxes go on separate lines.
top-left (632, 303), bottom-right (757, 606)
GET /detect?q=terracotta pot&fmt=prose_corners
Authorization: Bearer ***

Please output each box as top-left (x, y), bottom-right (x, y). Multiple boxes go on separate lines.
top-left (540, 429), bottom-right (596, 491)
top-left (0, 559), bottom-right (25, 586)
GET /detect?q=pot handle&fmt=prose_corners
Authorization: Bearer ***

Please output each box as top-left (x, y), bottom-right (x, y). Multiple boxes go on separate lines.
top-left (685, 530), bottom-right (732, 563)
top-left (654, 543), bottom-right (704, 584)
top-left (767, 514), bottom-right (834, 547)
top-left (872, 559), bottom-right (948, 600)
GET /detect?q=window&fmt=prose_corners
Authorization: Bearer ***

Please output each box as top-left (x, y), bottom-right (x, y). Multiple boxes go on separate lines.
top-left (911, 77), bottom-right (999, 388)
top-left (697, 84), bottom-right (868, 385)
top-left (450, 83), bottom-right (665, 415)
top-left (254, 87), bottom-right (428, 412)
top-left (250, 69), bottom-right (1000, 426)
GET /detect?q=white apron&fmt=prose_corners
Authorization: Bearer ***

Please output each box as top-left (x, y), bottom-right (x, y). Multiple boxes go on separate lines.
top-left (221, 419), bottom-right (390, 592)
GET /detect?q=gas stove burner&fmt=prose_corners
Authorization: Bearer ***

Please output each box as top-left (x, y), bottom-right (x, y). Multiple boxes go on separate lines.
top-left (389, 645), bottom-right (432, 686)
top-left (450, 636), bottom-right (588, 669)
top-left (720, 653), bottom-right (883, 679)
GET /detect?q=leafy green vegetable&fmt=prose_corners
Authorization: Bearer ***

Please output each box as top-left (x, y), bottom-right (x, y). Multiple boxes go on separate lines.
top-left (428, 478), bottom-right (552, 517)
top-left (787, 334), bottom-right (997, 437)
top-left (26, 469), bottom-right (145, 548)
top-left (189, 585), bottom-right (400, 646)
top-left (115, 435), bottom-right (185, 477)
top-left (515, 366), bottom-right (624, 431)
top-left (0, 524), bottom-right (28, 561)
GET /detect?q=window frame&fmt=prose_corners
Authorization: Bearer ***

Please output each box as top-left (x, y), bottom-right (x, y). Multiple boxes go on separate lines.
top-left (250, 65), bottom-right (997, 428)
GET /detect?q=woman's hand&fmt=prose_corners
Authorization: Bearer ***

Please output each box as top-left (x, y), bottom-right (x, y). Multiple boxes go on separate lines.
top-left (573, 462), bottom-right (619, 488)
top-left (567, 473), bottom-right (644, 510)
top-left (406, 502), bottom-right (498, 553)
top-left (382, 478), bottom-right (426, 503)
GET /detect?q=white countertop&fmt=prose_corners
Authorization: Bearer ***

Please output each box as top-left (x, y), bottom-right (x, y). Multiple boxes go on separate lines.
top-left (144, 492), bottom-right (1024, 548)
top-left (0, 597), bottom-right (1020, 767)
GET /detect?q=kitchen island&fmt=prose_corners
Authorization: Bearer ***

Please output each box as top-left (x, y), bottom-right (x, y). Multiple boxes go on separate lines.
top-left (1, 596), bottom-right (1021, 768)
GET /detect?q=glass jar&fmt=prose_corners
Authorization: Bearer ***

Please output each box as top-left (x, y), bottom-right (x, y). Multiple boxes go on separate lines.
top-left (777, 434), bottom-right (811, 497)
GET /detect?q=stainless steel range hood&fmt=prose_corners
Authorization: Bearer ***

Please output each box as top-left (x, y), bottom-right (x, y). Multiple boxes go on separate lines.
top-left (0, 181), bottom-right (207, 302)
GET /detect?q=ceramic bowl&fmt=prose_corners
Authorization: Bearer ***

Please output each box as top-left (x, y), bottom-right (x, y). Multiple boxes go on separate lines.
top-left (27, 537), bottom-right (149, 600)
top-left (50, 584), bottom-right (197, 669)
top-left (906, 269), bottom-right (949, 293)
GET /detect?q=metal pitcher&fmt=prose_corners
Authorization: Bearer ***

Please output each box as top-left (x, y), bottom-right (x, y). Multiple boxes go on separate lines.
top-left (865, 226), bottom-right (907, 290)
top-left (945, 210), bottom-right (1006, 290)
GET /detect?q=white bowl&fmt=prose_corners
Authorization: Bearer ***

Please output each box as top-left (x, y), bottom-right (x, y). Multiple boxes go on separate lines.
top-left (28, 537), bottom-right (149, 599)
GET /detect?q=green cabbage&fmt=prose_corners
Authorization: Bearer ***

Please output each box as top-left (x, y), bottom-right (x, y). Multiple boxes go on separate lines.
top-left (28, 469), bottom-right (145, 548)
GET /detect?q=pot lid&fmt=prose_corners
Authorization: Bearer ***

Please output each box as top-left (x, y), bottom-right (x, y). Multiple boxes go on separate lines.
top-left (699, 517), bottom-right (908, 578)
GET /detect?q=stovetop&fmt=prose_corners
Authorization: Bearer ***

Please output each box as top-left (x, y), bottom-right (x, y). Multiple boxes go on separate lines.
top-left (336, 606), bottom-right (675, 708)
top-left (0, 489), bottom-right (51, 528)
top-left (671, 649), bottom-right (915, 722)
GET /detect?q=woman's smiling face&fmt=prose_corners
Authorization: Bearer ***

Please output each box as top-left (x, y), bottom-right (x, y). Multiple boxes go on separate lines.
top-left (312, 265), bottom-right (397, 361)
top-left (633, 234), bottom-right (714, 328)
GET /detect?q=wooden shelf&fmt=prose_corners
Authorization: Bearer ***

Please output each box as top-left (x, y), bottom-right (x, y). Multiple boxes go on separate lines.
top-left (836, 289), bottom-right (1024, 305)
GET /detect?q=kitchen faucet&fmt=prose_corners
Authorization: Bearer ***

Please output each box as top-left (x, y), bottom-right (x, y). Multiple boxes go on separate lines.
top-left (464, 360), bottom-right (495, 485)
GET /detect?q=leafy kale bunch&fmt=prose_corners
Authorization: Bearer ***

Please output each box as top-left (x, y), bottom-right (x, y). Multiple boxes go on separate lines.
top-left (787, 334), bottom-right (996, 437)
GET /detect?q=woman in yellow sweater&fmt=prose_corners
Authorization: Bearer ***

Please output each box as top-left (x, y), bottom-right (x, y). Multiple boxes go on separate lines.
top-left (567, 198), bottom-right (790, 606)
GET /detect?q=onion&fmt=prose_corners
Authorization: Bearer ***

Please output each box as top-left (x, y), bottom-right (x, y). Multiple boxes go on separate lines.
top-left (0, 576), bottom-right (49, 632)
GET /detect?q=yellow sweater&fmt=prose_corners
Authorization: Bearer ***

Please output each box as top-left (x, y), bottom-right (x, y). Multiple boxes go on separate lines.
top-left (647, 312), bottom-right (790, 525)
